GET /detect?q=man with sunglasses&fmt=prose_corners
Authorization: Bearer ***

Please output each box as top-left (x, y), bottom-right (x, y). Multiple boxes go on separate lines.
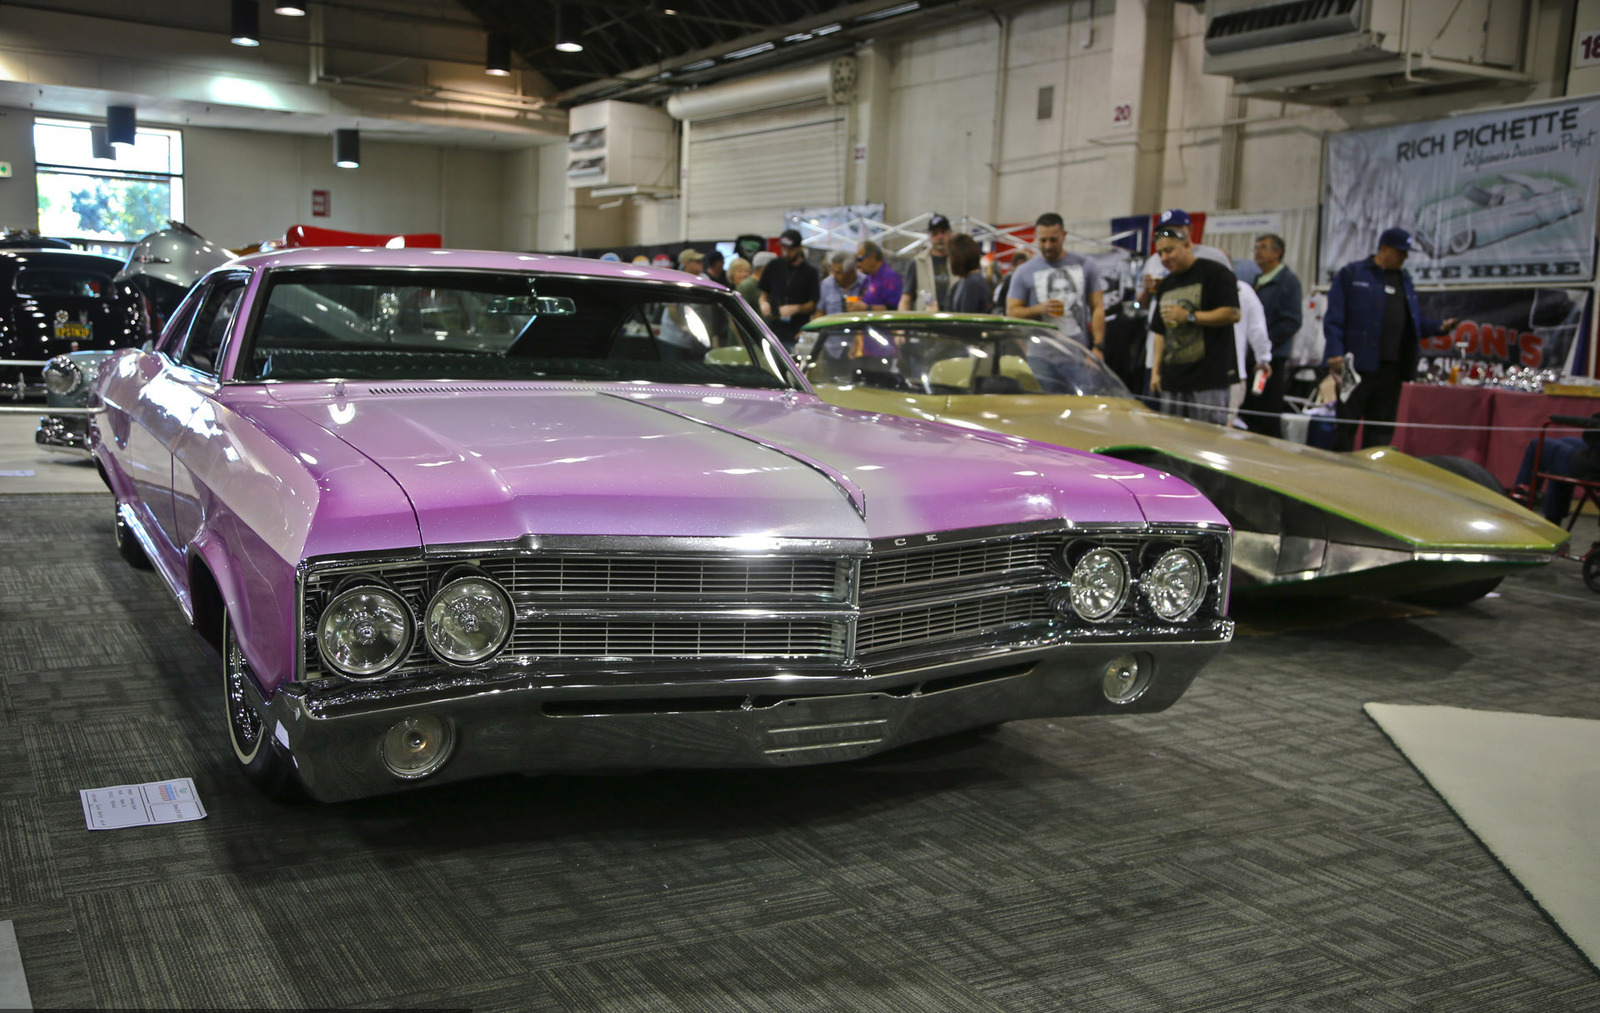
top-left (854, 240), bottom-right (903, 312)
top-left (1149, 224), bottom-right (1241, 426)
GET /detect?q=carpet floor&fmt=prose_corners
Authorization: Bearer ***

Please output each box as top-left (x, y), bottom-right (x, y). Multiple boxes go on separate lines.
top-left (1, 492), bottom-right (1597, 1011)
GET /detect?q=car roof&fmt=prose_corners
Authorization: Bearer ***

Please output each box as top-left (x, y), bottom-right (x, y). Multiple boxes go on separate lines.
top-left (227, 247), bottom-right (727, 290)
top-left (803, 310), bottom-right (1029, 330)
top-left (0, 248), bottom-right (125, 271)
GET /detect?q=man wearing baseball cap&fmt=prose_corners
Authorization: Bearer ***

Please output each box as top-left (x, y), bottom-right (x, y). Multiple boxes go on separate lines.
top-left (900, 212), bottom-right (955, 311)
top-left (1323, 227), bottom-right (1457, 451)
top-left (759, 228), bottom-right (820, 349)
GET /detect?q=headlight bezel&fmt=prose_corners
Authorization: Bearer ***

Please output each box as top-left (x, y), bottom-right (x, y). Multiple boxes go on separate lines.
top-left (42, 355), bottom-right (83, 397)
top-left (1141, 546), bottom-right (1209, 622)
top-left (1066, 544), bottom-right (1131, 622)
top-left (422, 567), bottom-right (515, 666)
top-left (315, 580), bottom-right (416, 680)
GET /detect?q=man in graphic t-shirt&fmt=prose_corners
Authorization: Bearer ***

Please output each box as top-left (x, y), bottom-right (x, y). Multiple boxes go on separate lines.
top-left (1005, 212), bottom-right (1106, 357)
top-left (1149, 226), bottom-right (1241, 427)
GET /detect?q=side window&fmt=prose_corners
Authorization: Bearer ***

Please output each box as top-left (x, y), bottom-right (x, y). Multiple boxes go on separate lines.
top-left (178, 278), bottom-right (247, 375)
top-left (154, 294), bottom-right (201, 357)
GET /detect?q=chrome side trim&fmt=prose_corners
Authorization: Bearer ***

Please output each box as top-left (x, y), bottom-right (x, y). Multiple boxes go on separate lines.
top-left (119, 502), bottom-right (193, 623)
top-left (425, 533), bottom-right (871, 558)
top-left (1411, 549), bottom-right (1559, 564)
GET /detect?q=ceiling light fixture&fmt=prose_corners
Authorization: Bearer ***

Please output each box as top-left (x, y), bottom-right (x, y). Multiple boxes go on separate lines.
top-left (231, 0), bottom-right (262, 46)
top-left (105, 105), bottom-right (137, 147)
top-left (485, 32), bottom-right (511, 75)
top-left (725, 41), bottom-right (776, 60)
top-left (333, 127), bottom-right (360, 168)
top-left (273, 2), bottom-right (307, 14)
top-left (857, 2), bottom-right (920, 22)
top-left (554, 5), bottom-right (584, 53)
top-left (90, 125), bottom-right (116, 161)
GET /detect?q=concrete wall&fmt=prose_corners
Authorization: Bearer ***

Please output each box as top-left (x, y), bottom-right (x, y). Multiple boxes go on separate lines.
top-left (2, 107), bottom-right (541, 250)
top-left (0, 106), bottom-right (36, 230)
top-left (821, 0), bottom-right (1574, 242)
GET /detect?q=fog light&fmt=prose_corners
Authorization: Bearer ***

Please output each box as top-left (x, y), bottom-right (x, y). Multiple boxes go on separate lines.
top-left (1101, 653), bottom-right (1148, 704)
top-left (1142, 548), bottom-right (1207, 622)
top-left (1069, 547), bottom-right (1129, 621)
top-left (381, 714), bottom-right (456, 779)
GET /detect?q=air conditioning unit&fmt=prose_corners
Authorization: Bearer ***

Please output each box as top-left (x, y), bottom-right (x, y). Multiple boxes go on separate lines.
top-left (1202, 0), bottom-right (1529, 103)
top-left (566, 100), bottom-right (677, 192)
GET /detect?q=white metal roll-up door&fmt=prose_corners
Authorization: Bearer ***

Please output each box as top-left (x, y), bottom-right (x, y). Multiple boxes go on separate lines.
top-left (685, 102), bottom-right (846, 238)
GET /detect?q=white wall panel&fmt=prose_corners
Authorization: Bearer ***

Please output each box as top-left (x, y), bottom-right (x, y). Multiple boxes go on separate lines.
top-left (684, 103), bottom-right (846, 238)
top-left (181, 126), bottom-right (510, 250)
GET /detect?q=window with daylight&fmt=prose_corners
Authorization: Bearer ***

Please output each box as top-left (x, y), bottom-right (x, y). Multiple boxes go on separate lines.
top-left (33, 118), bottom-right (184, 246)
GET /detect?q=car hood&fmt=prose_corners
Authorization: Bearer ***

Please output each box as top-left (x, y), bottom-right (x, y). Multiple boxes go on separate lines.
top-left (259, 383), bottom-right (1200, 548)
top-left (817, 388), bottom-right (1564, 552)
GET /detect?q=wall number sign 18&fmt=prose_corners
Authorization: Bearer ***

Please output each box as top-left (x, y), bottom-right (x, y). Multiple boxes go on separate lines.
top-left (1577, 28), bottom-right (1600, 68)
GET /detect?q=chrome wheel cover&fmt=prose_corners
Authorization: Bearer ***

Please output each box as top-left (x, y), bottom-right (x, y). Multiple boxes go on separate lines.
top-left (225, 629), bottom-right (264, 764)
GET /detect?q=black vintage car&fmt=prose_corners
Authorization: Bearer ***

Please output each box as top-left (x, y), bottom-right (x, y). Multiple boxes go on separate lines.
top-left (2, 248), bottom-right (145, 399)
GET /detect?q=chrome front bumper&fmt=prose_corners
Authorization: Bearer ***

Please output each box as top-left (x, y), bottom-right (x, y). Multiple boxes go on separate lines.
top-left (247, 632), bottom-right (1231, 802)
top-left (35, 414), bottom-right (90, 455)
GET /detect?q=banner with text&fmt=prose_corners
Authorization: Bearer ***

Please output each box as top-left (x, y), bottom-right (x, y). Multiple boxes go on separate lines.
top-left (1321, 98), bottom-right (1600, 285)
top-left (1415, 287), bottom-right (1590, 372)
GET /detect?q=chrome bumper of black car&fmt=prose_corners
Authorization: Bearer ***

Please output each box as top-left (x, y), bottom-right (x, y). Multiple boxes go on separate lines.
top-left (35, 413), bottom-right (90, 455)
top-left (245, 631), bottom-right (1230, 802)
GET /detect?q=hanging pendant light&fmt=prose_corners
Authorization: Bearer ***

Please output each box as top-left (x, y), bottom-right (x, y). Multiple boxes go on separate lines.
top-left (485, 32), bottom-right (511, 76)
top-left (231, 0), bottom-right (261, 46)
top-left (555, 5), bottom-right (583, 53)
top-left (90, 125), bottom-right (117, 161)
top-left (105, 105), bottom-right (137, 147)
top-left (333, 128), bottom-right (360, 169)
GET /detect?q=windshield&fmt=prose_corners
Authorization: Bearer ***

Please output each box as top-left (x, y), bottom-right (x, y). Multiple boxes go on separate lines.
top-left (800, 320), bottom-right (1135, 398)
top-left (237, 269), bottom-right (799, 390)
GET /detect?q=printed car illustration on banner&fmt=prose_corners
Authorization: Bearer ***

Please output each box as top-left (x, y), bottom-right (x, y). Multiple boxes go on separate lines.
top-left (87, 249), bottom-right (1235, 802)
top-left (1412, 173), bottom-right (1584, 258)
top-left (798, 313), bottom-right (1569, 603)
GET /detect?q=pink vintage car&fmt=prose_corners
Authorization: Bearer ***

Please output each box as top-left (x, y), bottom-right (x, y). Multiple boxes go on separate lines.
top-left (90, 248), bottom-right (1233, 802)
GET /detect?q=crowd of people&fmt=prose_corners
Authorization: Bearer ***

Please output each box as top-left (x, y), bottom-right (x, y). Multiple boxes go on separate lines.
top-left (661, 215), bottom-right (1599, 526)
top-left (692, 210), bottom-right (1467, 446)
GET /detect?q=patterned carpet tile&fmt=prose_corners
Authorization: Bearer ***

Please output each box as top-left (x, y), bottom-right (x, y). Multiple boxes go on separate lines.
top-left (2, 493), bottom-right (1599, 1010)
top-left (539, 915), bottom-right (1010, 1013)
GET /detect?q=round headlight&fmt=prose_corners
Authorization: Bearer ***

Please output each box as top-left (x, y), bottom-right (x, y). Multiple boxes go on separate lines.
top-left (1142, 548), bottom-right (1208, 622)
top-left (42, 356), bottom-right (82, 396)
top-left (381, 714), bottom-right (456, 779)
top-left (1069, 547), bottom-right (1130, 622)
top-left (317, 585), bottom-right (413, 678)
top-left (424, 574), bottom-right (513, 664)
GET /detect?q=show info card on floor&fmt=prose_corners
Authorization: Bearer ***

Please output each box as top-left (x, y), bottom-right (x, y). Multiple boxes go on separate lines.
top-left (80, 778), bottom-right (207, 830)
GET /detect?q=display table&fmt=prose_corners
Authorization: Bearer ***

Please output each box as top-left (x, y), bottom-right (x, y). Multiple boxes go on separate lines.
top-left (1392, 384), bottom-right (1600, 488)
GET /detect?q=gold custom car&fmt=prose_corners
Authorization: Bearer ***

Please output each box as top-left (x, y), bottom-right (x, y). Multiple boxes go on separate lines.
top-left (793, 312), bottom-right (1569, 603)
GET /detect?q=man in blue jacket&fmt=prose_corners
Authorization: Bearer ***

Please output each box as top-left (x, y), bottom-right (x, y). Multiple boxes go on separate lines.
top-left (1324, 227), bottom-right (1456, 451)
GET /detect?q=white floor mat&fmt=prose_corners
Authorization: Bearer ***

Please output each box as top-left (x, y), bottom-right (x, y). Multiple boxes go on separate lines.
top-left (1365, 703), bottom-right (1600, 971)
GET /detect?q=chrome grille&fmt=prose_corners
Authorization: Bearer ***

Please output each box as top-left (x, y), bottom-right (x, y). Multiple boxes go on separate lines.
top-left (300, 526), bottom-right (1227, 679)
top-left (861, 538), bottom-right (1058, 595)
top-left (857, 591), bottom-right (1055, 655)
top-left (512, 620), bottom-right (842, 659)
top-left (509, 556), bottom-right (845, 600)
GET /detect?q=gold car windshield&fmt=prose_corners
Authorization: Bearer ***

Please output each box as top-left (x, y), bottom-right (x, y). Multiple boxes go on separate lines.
top-left (801, 322), bottom-right (1135, 398)
top-left (237, 269), bottom-right (800, 390)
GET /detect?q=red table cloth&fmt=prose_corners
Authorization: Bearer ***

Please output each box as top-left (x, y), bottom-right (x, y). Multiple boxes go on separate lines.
top-left (1392, 384), bottom-right (1600, 488)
